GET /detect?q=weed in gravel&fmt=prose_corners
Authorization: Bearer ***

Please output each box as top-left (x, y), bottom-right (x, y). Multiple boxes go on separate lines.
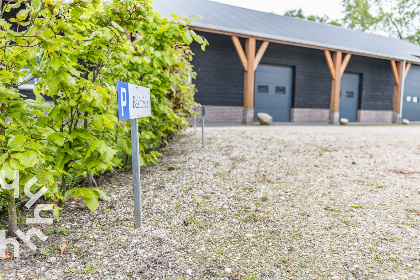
top-left (244, 215), bottom-right (259, 223)
top-left (17, 210), bottom-right (30, 224)
top-left (69, 261), bottom-right (100, 274)
top-left (57, 226), bottom-right (69, 236)
top-left (261, 193), bottom-right (269, 202)
top-left (45, 226), bottom-right (55, 236)
top-left (217, 172), bottom-right (226, 180)
top-left (214, 162), bottom-right (220, 167)
top-left (41, 246), bottom-right (57, 258)
top-left (244, 186), bottom-right (255, 192)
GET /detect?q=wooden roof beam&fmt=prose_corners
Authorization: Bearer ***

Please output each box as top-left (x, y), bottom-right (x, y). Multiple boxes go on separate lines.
top-left (254, 41), bottom-right (269, 71)
top-left (324, 50), bottom-right (336, 79)
top-left (390, 60), bottom-right (401, 86)
top-left (340, 53), bottom-right (352, 78)
top-left (405, 62), bottom-right (411, 79)
top-left (231, 36), bottom-right (248, 71)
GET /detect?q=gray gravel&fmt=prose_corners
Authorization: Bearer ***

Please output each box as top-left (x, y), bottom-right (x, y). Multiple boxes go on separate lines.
top-left (1, 125), bottom-right (420, 280)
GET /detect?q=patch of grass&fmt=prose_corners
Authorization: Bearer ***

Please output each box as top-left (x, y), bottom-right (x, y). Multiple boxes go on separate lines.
top-left (261, 193), bottom-right (269, 202)
top-left (57, 226), bottom-right (69, 236)
top-left (41, 246), bottom-right (57, 258)
top-left (244, 215), bottom-right (259, 223)
top-left (216, 172), bottom-right (226, 180)
top-left (351, 205), bottom-right (364, 209)
top-left (375, 184), bottom-right (384, 189)
top-left (317, 145), bottom-right (329, 151)
top-left (244, 186), bottom-right (255, 192)
top-left (69, 261), bottom-right (100, 274)
top-left (45, 226), bottom-right (55, 236)
top-left (184, 217), bottom-right (207, 228)
top-left (213, 162), bottom-right (220, 167)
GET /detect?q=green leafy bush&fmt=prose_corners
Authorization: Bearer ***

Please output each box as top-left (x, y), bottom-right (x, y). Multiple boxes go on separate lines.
top-left (0, 0), bottom-right (207, 234)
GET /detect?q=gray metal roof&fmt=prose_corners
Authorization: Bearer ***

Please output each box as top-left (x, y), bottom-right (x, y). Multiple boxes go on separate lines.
top-left (153, 0), bottom-right (420, 64)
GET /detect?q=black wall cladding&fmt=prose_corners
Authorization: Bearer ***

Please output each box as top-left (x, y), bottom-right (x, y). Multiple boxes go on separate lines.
top-left (191, 31), bottom-right (395, 111)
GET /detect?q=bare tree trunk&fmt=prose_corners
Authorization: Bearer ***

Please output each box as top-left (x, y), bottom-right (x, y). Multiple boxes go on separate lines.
top-left (6, 193), bottom-right (17, 236)
top-left (84, 114), bottom-right (98, 188)
top-left (87, 172), bottom-right (98, 188)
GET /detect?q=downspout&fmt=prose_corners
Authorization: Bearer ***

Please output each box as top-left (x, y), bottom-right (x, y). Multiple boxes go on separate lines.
top-left (399, 60), bottom-right (406, 124)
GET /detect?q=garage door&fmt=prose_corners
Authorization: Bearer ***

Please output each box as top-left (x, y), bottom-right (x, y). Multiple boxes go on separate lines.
top-left (402, 65), bottom-right (420, 121)
top-left (340, 73), bottom-right (360, 122)
top-left (254, 65), bottom-right (293, 122)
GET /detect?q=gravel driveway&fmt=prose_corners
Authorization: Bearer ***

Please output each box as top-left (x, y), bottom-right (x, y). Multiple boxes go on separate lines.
top-left (2, 125), bottom-right (420, 280)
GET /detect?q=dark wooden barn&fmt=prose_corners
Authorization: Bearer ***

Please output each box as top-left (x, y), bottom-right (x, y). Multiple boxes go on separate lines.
top-left (155, 0), bottom-right (420, 124)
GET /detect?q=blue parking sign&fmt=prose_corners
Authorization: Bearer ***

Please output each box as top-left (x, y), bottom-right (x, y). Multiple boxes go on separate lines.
top-left (117, 81), bottom-right (151, 121)
top-left (116, 81), bottom-right (151, 228)
top-left (117, 81), bottom-right (130, 121)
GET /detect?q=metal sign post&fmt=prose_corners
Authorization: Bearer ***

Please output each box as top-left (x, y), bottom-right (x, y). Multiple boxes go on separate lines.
top-left (193, 116), bottom-right (196, 134)
top-left (202, 106), bottom-right (205, 148)
top-left (130, 118), bottom-right (142, 227)
top-left (117, 81), bottom-right (151, 228)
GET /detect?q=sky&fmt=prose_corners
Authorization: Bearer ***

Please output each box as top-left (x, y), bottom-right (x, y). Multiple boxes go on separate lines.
top-left (210, 0), bottom-right (344, 20)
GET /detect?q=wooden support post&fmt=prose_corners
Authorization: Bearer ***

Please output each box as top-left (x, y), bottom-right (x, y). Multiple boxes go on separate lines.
top-left (325, 50), bottom-right (353, 124)
top-left (244, 38), bottom-right (256, 109)
top-left (324, 50), bottom-right (352, 124)
top-left (232, 36), bottom-right (269, 124)
top-left (329, 51), bottom-right (342, 124)
top-left (391, 60), bottom-right (404, 123)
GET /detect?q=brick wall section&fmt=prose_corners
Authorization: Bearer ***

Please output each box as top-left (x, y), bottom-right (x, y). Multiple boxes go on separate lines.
top-left (188, 106), bottom-right (244, 124)
top-left (291, 108), bottom-right (330, 123)
top-left (242, 108), bottom-right (254, 124)
top-left (358, 110), bottom-right (393, 123)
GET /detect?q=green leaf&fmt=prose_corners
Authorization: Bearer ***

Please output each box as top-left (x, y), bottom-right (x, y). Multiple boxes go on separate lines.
top-left (79, 188), bottom-right (93, 198)
top-left (93, 115), bottom-right (104, 130)
top-left (13, 151), bottom-right (39, 167)
top-left (10, 159), bottom-right (25, 170)
top-left (92, 188), bottom-right (110, 202)
top-left (84, 196), bottom-right (99, 212)
top-left (48, 133), bottom-right (65, 146)
top-left (53, 205), bottom-right (62, 218)
top-left (110, 21), bottom-right (124, 33)
top-left (8, 134), bottom-right (25, 150)
top-left (140, 156), bottom-right (146, 166)
top-left (85, 140), bottom-right (98, 160)
top-left (103, 114), bottom-right (117, 129)
top-left (65, 188), bottom-right (77, 199)
top-left (49, 57), bottom-right (62, 71)
top-left (16, 9), bottom-right (30, 21)
top-left (31, 0), bottom-right (42, 11)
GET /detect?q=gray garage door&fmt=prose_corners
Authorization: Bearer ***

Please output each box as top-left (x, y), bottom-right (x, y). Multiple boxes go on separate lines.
top-left (402, 65), bottom-right (420, 121)
top-left (254, 65), bottom-right (293, 122)
top-left (340, 73), bottom-right (360, 122)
